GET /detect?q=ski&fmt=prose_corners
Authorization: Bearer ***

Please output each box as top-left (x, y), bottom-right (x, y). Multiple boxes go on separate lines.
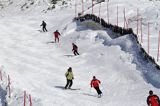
top-left (46, 41), bottom-right (55, 44)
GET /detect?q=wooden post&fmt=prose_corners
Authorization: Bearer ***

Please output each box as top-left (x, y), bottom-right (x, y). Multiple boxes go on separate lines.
top-left (141, 18), bottom-right (143, 43)
top-left (75, 0), bottom-right (77, 17)
top-left (24, 91), bottom-right (26, 106)
top-left (8, 75), bottom-right (11, 98)
top-left (99, 2), bottom-right (101, 18)
top-left (126, 17), bottom-right (128, 29)
top-left (8, 75), bottom-right (10, 86)
top-left (29, 94), bottom-right (32, 106)
top-left (117, 5), bottom-right (118, 26)
top-left (157, 31), bottom-right (160, 61)
top-left (107, 1), bottom-right (109, 23)
top-left (82, 0), bottom-right (84, 15)
top-left (148, 22), bottom-right (150, 55)
top-left (124, 8), bottom-right (126, 28)
top-left (137, 8), bottom-right (139, 35)
top-left (8, 84), bottom-right (11, 98)
top-left (92, 0), bottom-right (93, 14)
top-left (0, 70), bottom-right (2, 81)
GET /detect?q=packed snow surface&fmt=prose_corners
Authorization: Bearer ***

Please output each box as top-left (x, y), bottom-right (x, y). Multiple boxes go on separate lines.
top-left (0, 0), bottom-right (159, 106)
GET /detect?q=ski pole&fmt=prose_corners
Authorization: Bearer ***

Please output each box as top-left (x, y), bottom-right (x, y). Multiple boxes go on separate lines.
top-left (90, 87), bottom-right (92, 93)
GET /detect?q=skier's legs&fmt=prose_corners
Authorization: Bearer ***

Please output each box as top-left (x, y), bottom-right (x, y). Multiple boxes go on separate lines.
top-left (55, 37), bottom-right (59, 43)
top-left (65, 79), bottom-right (70, 89)
top-left (97, 89), bottom-right (102, 95)
top-left (42, 27), bottom-right (45, 32)
top-left (44, 27), bottom-right (48, 32)
top-left (68, 80), bottom-right (73, 88)
top-left (95, 87), bottom-right (102, 95)
top-left (73, 51), bottom-right (77, 56)
top-left (75, 50), bottom-right (79, 55)
top-left (55, 37), bottom-right (57, 43)
top-left (57, 37), bottom-right (59, 42)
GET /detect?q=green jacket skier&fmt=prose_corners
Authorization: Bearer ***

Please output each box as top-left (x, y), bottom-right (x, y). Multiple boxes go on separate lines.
top-left (65, 67), bottom-right (74, 89)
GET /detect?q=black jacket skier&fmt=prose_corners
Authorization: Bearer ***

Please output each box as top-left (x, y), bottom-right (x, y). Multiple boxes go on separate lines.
top-left (40, 21), bottom-right (48, 32)
top-left (72, 43), bottom-right (79, 56)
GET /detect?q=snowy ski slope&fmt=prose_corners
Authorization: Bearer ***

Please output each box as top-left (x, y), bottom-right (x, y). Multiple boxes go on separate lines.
top-left (0, 0), bottom-right (159, 105)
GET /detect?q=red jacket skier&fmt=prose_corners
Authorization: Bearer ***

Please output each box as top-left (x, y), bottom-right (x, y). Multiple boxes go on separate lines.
top-left (90, 77), bottom-right (101, 88)
top-left (54, 30), bottom-right (61, 43)
top-left (90, 76), bottom-right (102, 97)
top-left (147, 90), bottom-right (160, 106)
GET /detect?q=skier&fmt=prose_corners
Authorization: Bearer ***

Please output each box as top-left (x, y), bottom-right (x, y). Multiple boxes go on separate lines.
top-left (72, 43), bottom-right (80, 56)
top-left (90, 76), bottom-right (102, 97)
top-left (147, 90), bottom-right (160, 106)
top-left (40, 21), bottom-right (48, 32)
top-left (54, 30), bottom-right (61, 43)
top-left (65, 67), bottom-right (74, 89)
